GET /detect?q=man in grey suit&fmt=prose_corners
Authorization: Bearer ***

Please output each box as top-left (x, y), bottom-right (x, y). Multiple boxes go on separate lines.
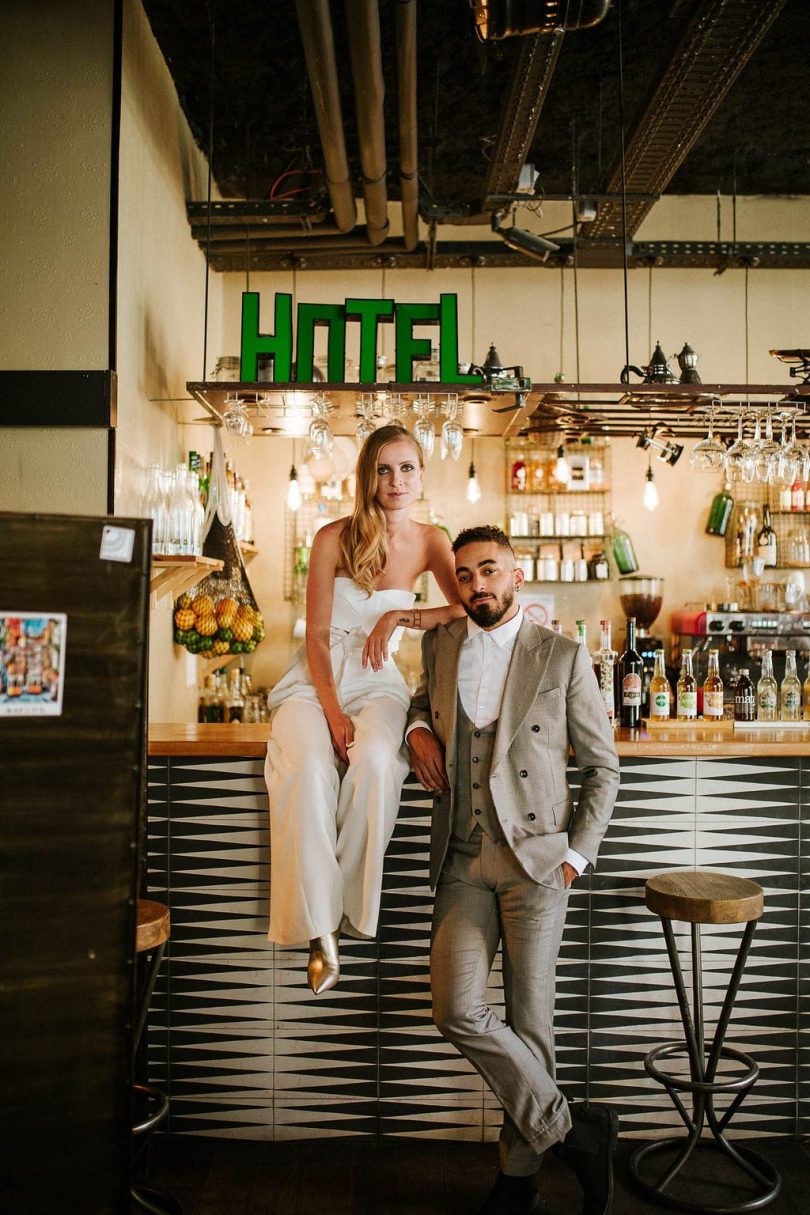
top-left (407, 525), bottom-right (620, 1215)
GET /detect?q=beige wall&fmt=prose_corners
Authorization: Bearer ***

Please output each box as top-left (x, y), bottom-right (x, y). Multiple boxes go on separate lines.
top-left (0, 0), bottom-right (117, 519)
top-left (115, 0), bottom-right (223, 724)
top-left (0, 0), bottom-right (115, 370)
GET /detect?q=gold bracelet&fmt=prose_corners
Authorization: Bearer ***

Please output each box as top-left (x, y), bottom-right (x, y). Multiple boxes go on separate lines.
top-left (412, 608), bottom-right (422, 629)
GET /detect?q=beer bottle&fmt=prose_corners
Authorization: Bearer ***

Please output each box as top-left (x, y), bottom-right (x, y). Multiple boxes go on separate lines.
top-left (702, 649), bottom-right (724, 719)
top-left (676, 650), bottom-right (697, 721)
top-left (756, 651), bottom-right (777, 722)
top-left (649, 650), bottom-right (672, 720)
top-left (781, 649), bottom-right (801, 721)
top-left (734, 670), bottom-right (756, 722)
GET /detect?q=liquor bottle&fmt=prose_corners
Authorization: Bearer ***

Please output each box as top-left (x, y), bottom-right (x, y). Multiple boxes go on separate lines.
top-left (676, 649), bottom-right (697, 721)
top-left (803, 658), bottom-right (810, 722)
top-left (702, 649), bottom-right (724, 719)
top-left (757, 505), bottom-right (778, 568)
top-left (781, 649), bottom-right (801, 721)
top-left (594, 619), bottom-right (616, 726)
top-left (225, 669), bottom-right (245, 724)
top-left (756, 650), bottom-right (777, 722)
top-left (705, 480), bottom-right (734, 537)
top-left (734, 670), bottom-right (756, 722)
top-left (791, 478), bottom-right (806, 511)
top-left (649, 650), bottom-right (672, 720)
top-left (576, 620), bottom-right (587, 647)
top-left (201, 673), bottom-right (224, 723)
top-left (618, 617), bottom-right (644, 728)
top-left (551, 619), bottom-right (563, 635)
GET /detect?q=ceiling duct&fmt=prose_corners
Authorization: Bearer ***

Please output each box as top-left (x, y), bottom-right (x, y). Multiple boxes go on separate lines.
top-left (585, 0), bottom-right (788, 239)
top-left (345, 0), bottom-right (390, 246)
top-left (294, 0), bottom-right (357, 233)
top-left (396, 0), bottom-right (419, 251)
top-left (471, 0), bottom-right (610, 41)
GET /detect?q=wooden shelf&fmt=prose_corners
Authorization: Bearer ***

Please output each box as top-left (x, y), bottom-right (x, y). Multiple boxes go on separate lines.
top-left (240, 541), bottom-right (259, 561)
top-left (150, 555), bottom-right (224, 603)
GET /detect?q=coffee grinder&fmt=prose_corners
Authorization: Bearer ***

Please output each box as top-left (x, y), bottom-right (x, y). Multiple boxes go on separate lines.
top-left (619, 576), bottom-right (666, 713)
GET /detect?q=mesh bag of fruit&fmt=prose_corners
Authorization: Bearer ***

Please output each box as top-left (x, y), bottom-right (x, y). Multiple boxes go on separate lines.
top-left (172, 433), bottom-right (265, 657)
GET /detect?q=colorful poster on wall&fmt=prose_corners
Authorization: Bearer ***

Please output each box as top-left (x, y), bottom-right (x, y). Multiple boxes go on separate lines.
top-left (0, 612), bottom-right (67, 716)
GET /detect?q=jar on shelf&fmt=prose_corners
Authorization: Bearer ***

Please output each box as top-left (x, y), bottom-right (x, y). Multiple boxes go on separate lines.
top-left (515, 550), bottom-right (536, 581)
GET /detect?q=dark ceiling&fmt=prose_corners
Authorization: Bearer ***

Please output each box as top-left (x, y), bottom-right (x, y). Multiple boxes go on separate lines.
top-left (143, 0), bottom-right (810, 270)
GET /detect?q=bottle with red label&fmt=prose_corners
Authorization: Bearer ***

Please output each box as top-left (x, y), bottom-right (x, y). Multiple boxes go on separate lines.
top-left (618, 616), bottom-right (644, 728)
top-left (510, 459), bottom-right (527, 492)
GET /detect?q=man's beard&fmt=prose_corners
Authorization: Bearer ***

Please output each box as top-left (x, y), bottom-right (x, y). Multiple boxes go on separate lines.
top-left (465, 585), bottom-right (515, 628)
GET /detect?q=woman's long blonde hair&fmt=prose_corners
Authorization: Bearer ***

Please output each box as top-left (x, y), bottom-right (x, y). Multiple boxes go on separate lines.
top-left (339, 425), bottom-right (424, 594)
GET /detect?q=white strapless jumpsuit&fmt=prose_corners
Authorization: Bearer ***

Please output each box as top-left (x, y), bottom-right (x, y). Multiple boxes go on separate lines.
top-left (265, 578), bottom-right (414, 945)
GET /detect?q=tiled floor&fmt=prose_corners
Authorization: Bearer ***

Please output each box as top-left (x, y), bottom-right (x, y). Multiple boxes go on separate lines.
top-left (146, 1134), bottom-right (810, 1214)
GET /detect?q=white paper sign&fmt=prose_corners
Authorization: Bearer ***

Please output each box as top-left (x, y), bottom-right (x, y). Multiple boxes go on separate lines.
top-left (99, 525), bottom-right (136, 563)
top-left (0, 612), bottom-right (67, 716)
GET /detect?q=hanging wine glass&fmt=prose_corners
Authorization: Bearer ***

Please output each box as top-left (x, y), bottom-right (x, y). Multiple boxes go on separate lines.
top-left (412, 394), bottom-right (436, 460)
top-left (781, 413), bottom-right (810, 484)
top-left (440, 394), bottom-right (463, 460)
top-left (308, 416), bottom-right (334, 455)
top-left (223, 394), bottom-right (251, 443)
top-left (754, 412), bottom-right (780, 483)
top-left (689, 402), bottom-right (726, 472)
top-left (725, 411), bottom-right (756, 484)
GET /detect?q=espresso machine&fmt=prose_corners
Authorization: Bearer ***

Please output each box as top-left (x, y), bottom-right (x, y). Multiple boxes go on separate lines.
top-left (670, 607), bottom-right (810, 687)
top-left (619, 576), bottom-right (666, 712)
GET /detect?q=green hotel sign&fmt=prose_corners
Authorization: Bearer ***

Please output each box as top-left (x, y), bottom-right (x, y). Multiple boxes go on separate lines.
top-left (240, 291), bottom-right (483, 385)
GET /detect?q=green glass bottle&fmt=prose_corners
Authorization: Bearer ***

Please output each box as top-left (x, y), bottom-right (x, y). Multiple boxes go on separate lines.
top-left (705, 480), bottom-right (733, 537)
top-left (611, 518), bottom-right (639, 576)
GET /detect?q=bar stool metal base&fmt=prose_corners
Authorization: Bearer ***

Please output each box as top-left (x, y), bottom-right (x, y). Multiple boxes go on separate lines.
top-left (631, 1138), bottom-right (781, 1214)
top-left (632, 877), bottom-right (780, 1214)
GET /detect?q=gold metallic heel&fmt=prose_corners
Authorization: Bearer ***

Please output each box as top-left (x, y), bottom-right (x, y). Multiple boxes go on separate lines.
top-left (307, 930), bottom-right (340, 994)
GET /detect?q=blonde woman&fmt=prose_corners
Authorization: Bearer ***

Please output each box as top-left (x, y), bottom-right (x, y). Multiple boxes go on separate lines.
top-left (265, 425), bottom-right (464, 993)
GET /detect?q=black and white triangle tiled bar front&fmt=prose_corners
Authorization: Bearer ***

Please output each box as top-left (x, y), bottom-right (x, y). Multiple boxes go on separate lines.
top-left (146, 754), bottom-right (810, 1142)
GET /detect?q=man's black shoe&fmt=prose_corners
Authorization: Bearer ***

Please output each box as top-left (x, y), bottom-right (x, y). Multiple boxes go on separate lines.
top-left (476, 1171), bottom-right (541, 1215)
top-left (554, 1102), bottom-right (619, 1215)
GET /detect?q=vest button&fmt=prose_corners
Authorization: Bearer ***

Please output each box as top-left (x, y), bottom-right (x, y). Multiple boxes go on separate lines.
top-left (474, 730), bottom-right (481, 737)
top-left (531, 724), bottom-right (540, 732)
top-left (520, 769), bottom-right (528, 778)
top-left (472, 756), bottom-right (479, 763)
top-left (434, 710), bottom-right (440, 718)
top-left (473, 782), bottom-right (480, 789)
top-left (474, 809), bottom-right (481, 816)
top-left (528, 812), bottom-right (536, 821)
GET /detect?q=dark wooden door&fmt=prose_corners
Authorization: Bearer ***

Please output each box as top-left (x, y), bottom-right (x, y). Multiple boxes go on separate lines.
top-left (0, 512), bottom-right (150, 1214)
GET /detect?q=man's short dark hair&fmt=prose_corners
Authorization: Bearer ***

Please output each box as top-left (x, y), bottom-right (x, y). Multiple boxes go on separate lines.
top-left (452, 524), bottom-right (515, 556)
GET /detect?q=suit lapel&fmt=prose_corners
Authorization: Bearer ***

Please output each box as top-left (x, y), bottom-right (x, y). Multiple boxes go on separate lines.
top-left (435, 618), bottom-right (465, 754)
top-left (492, 618), bottom-right (555, 770)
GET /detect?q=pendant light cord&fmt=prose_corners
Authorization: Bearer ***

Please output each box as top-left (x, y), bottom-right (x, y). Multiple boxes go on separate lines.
top-left (202, 0), bottom-right (216, 381)
top-left (617, 0), bottom-right (631, 379)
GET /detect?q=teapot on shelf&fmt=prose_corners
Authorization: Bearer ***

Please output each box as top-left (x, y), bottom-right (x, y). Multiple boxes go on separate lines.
top-left (620, 340), bottom-right (679, 385)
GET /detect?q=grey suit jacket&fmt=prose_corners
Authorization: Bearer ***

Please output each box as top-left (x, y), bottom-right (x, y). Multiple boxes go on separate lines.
top-left (407, 616), bottom-right (620, 889)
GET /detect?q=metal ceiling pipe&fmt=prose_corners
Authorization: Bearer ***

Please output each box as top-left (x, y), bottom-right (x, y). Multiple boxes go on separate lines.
top-left (294, 0), bottom-right (357, 233)
top-left (396, 0), bottom-right (419, 252)
top-left (344, 0), bottom-right (390, 245)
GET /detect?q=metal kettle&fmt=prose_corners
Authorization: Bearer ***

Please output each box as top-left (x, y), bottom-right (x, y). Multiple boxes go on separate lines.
top-left (621, 340), bottom-right (678, 384)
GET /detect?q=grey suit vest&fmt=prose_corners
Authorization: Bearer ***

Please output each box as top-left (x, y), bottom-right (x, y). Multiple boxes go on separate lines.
top-left (452, 696), bottom-right (505, 843)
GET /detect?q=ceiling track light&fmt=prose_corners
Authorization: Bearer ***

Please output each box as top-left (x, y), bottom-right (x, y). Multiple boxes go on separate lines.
top-left (636, 427), bottom-right (683, 466)
top-left (491, 212), bottom-right (560, 262)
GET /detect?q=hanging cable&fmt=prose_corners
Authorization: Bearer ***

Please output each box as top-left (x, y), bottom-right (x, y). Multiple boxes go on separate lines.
top-left (202, 0), bottom-right (216, 381)
top-left (570, 119), bottom-right (581, 384)
top-left (616, 0), bottom-right (631, 380)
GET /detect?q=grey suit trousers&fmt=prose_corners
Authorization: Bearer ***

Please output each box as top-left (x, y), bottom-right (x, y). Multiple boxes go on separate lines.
top-left (431, 830), bottom-right (572, 1175)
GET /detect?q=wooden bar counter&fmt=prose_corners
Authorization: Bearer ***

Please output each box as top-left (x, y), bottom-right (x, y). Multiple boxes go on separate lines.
top-left (149, 719), bottom-right (810, 757)
top-left (145, 721), bottom-right (810, 1144)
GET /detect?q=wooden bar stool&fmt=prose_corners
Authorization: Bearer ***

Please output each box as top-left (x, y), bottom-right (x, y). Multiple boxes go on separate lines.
top-left (629, 871), bottom-right (780, 1214)
top-left (132, 899), bottom-right (182, 1215)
